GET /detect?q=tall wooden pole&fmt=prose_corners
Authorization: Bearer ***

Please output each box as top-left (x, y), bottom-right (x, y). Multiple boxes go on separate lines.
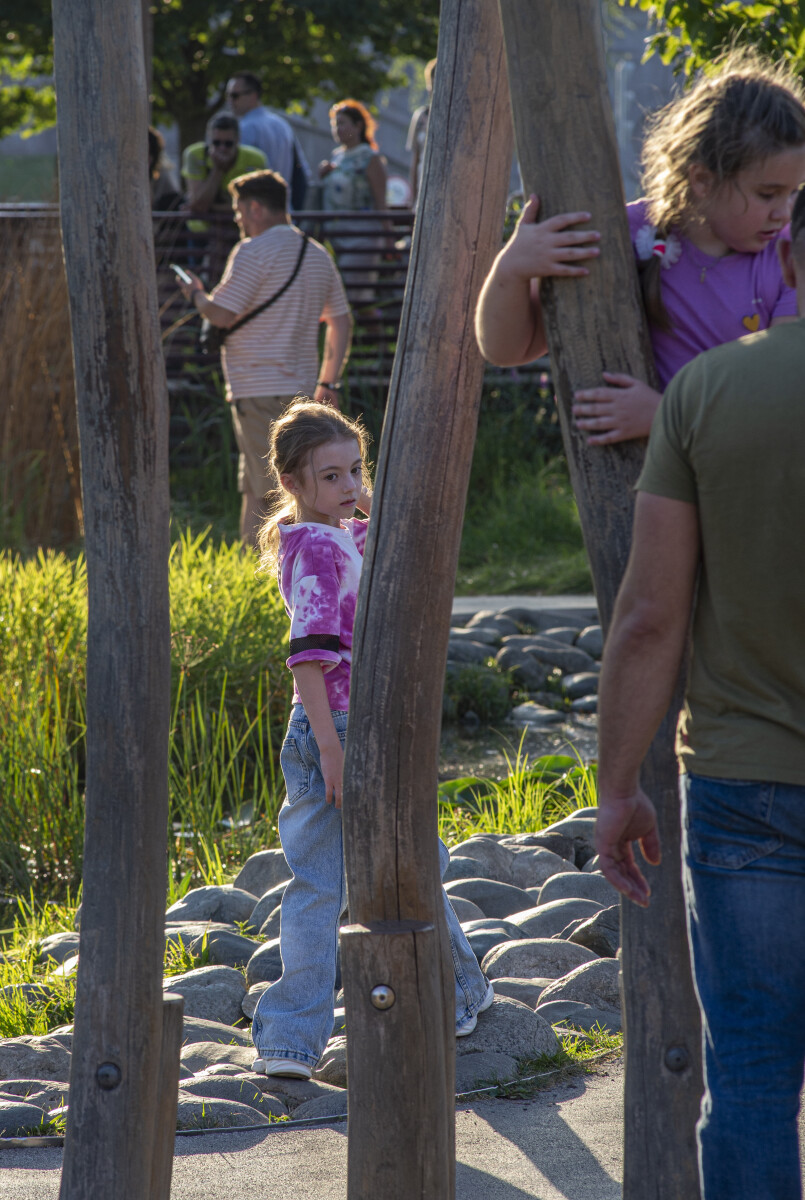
top-left (498, 4), bottom-right (702, 1197)
top-left (52, 1), bottom-right (173, 1197)
top-left (340, 2), bottom-right (513, 1195)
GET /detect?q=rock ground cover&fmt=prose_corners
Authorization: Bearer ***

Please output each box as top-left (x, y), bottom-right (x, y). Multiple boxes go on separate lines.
top-left (0, 602), bottom-right (615, 1138)
top-left (0, 811), bottom-right (621, 1136)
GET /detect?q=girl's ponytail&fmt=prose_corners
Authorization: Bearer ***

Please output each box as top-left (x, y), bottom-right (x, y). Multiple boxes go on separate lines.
top-left (637, 232), bottom-right (673, 332)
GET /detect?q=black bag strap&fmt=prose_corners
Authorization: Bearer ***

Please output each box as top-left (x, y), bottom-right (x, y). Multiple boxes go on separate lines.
top-left (222, 232), bottom-right (309, 342)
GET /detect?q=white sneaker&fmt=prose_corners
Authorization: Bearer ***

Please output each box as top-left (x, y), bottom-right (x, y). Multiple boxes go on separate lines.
top-left (252, 1056), bottom-right (312, 1079)
top-left (456, 980), bottom-right (495, 1038)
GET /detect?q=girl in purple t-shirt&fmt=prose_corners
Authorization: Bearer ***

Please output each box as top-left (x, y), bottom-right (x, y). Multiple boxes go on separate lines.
top-left (250, 399), bottom-right (493, 1080)
top-left (476, 50), bottom-right (805, 444)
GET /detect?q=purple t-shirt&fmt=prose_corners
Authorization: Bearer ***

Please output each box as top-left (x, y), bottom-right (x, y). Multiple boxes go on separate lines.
top-left (627, 199), bottom-right (797, 389)
top-left (278, 517), bottom-right (368, 712)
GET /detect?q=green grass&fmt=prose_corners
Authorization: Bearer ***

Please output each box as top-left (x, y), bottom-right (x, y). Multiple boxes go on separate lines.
top-left (0, 154), bottom-right (58, 203)
top-left (163, 930), bottom-right (210, 977)
top-left (348, 376), bottom-right (591, 597)
top-left (456, 387), bottom-right (591, 595)
top-left (502, 1025), bottom-right (622, 1100)
top-left (458, 1025), bottom-right (622, 1101)
top-left (439, 744), bottom-right (597, 845)
top-left (0, 531), bottom-right (291, 901)
top-left (0, 894), bottom-right (78, 1038)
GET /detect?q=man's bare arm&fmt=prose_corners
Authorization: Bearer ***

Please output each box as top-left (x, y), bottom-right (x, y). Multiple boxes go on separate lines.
top-left (176, 270), bottom-right (239, 328)
top-left (595, 491), bottom-right (700, 905)
top-left (314, 311), bottom-right (353, 407)
top-left (186, 171), bottom-right (224, 215)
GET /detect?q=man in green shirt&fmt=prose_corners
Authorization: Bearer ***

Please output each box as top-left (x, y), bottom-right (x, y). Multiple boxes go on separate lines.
top-left (595, 185), bottom-right (805, 1200)
top-left (181, 113), bottom-right (266, 234)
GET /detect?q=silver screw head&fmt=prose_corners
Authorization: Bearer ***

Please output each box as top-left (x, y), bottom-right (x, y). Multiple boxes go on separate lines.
top-left (664, 1045), bottom-right (689, 1073)
top-left (96, 1062), bottom-right (122, 1090)
top-left (370, 984), bottom-right (396, 1010)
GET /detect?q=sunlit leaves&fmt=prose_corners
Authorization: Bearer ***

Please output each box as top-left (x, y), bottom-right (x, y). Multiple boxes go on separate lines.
top-left (621, 0), bottom-right (805, 78)
top-left (0, 0), bottom-right (438, 144)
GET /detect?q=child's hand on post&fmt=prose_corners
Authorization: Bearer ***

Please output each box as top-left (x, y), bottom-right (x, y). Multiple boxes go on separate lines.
top-left (573, 374), bottom-right (663, 445)
top-left (499, 194), bottom-right (601, 281)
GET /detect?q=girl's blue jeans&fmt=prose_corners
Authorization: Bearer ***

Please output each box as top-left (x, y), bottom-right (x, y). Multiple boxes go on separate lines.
top-left (252, 704), bottom-right (490, 1068)
top-left (682, 771), bottom-right (805, 1200)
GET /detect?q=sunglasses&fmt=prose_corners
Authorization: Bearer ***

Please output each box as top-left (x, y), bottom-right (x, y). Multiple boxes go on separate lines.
top-left (211, 139), bottom-right (236, 148)
top-left (227, 91), bottom-right (250, 100)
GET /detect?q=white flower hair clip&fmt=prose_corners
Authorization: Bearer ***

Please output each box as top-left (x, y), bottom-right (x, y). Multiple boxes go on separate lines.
top-left (635, 224), bottom-right (682, 269)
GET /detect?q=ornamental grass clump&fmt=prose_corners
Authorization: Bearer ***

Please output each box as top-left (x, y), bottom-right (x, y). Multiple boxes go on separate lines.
top-left (1, 530), bottom-right (292, 900)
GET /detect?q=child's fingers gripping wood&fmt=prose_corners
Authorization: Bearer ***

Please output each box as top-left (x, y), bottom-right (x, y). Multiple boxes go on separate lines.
top-left (505, 193), bottom-right (601, 280)
top-left (573, 372), bottom-right (662, 445)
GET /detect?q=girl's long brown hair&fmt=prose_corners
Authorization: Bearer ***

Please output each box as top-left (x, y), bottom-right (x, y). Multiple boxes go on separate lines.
top-left (638, 49), bottom-right (805, 330)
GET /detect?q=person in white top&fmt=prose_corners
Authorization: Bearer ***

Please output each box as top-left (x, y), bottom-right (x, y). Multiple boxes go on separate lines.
top-left (176, 170), bottom-right (352, 548)
top-left (225, 72), bottom-right (312, 209)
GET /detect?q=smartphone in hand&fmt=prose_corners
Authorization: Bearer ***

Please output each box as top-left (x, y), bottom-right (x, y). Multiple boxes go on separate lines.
top-left (170, 263), bottom-right (193, 286)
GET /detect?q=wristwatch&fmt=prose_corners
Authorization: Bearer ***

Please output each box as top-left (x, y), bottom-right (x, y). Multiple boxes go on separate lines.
top-left (316, 381), bottom-right (342, 391)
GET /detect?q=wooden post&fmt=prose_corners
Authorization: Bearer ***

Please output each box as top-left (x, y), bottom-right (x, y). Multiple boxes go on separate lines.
top-left (150, 995), bottom-right (184, 1200)
top-left (340, 1), bottom-right (513, 1196)
top-left (497, 4), bottom-right (703, 1197)
top-left (52, 1), bottom-right (173, 1197)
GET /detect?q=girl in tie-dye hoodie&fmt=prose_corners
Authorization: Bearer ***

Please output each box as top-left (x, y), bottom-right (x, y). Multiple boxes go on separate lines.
top-left (249, 399), bottom-right (493, 1081)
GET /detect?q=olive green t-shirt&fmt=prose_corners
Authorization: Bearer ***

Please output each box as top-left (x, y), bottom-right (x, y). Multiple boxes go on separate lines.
top-left (637, 318), bottom-right (805, 785)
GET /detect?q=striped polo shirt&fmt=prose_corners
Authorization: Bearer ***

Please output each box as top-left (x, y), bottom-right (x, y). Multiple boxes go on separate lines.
top-left (212, 224), bottom-right (350, 401)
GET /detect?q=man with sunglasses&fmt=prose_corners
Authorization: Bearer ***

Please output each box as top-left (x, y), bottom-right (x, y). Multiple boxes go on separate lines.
top-left (181, 113), bottom-right (266, 234)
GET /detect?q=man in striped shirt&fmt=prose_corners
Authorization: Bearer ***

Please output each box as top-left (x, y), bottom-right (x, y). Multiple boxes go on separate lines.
top-left (178, 170), bottom-right (352, 547)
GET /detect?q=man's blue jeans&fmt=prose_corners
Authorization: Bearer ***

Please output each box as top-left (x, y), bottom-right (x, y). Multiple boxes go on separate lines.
top-left (682, 772), bottom-right (805, 1200)
top-left (252, 705), bottom-right (490, 1068)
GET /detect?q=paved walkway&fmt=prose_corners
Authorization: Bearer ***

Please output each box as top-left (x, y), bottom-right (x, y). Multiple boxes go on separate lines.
top-left (452, 595), bottom-right (598, 622)
top-left (0, 1060), bottom-right (624, 1200)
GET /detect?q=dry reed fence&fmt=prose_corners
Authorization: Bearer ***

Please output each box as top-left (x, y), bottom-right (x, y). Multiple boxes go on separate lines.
top-left (1, 215), bottom-right (82, 548)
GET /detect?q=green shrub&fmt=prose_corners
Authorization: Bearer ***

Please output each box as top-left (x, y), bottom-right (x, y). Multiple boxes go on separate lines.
top-left (443, 663), bottom-right (512, 724)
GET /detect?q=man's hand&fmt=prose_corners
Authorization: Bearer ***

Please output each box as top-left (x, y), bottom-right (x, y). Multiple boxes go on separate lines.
top-left (319, 740), bottom-right (345, 809)
top-left (595, 789), bottom-right (662, 907)
top-left (209, 143), bottom-right (237, 172)
top-left (177, 269), bottom-right (205, 303)
top-left (499, 194), bottom-right (600, 282)
top-left (573, 373), bottom-right (662, 445)
top-left (313, 384), bottom-right (339, 409)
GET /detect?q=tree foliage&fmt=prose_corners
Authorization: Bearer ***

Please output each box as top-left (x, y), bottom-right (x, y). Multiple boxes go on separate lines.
top-left (621, 1), bottom-right (805, 78)
top-left (0, 2), bottom-right (55, 141)
top-left (0, 0), bottom-right (439, 145)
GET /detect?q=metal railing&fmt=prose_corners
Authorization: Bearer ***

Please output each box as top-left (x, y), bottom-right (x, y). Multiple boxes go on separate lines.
top-left (1, 203), bottom-right (549, 397)
top-left (152, 207), bottom-right (416, 391)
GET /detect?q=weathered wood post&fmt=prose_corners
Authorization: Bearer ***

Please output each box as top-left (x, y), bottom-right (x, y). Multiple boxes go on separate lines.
top-left (339, 1), bottom-right (513, 1195)
top-left (498, 3), bottom-right (702, 1196)
top-left (52, 1), bottom-right (176, 1197)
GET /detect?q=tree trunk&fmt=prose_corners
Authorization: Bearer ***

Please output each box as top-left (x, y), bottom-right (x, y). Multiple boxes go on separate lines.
top-left (498, 3), bottom-right (703, 1197)
top-left (52, 1), bottom-right (173, 1197)
top-left (340, 2), bottom-right (513, 1196)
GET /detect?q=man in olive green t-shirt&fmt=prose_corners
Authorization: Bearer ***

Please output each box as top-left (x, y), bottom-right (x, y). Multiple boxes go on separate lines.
top-left (593, 186), bottom-right (805, 1200)
top-left (181, 112), bottom-right (266, 234)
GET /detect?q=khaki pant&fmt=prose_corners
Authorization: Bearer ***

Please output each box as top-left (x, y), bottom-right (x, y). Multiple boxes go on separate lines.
top-left (230, 394), bottom-right (297, 497)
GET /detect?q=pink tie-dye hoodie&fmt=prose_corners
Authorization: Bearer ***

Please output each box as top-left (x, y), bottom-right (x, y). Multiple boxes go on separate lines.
top-left (277, 518), bottom-right (369, 712)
